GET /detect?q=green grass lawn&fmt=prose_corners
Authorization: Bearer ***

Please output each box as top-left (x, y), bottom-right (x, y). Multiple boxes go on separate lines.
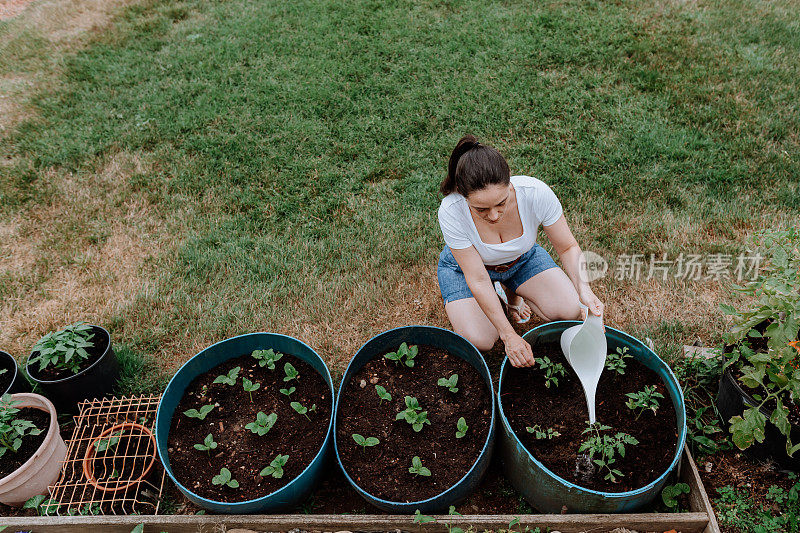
top-left (0, 0), bottom-right (798, 388)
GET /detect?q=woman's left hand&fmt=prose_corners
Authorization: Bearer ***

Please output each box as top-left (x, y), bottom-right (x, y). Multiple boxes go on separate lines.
top-left (578, 285), bottom-right (604, 319)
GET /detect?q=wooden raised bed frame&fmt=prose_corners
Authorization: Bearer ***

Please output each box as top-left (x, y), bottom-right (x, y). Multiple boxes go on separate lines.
top-left (1, 445), bottom-right (719, 533)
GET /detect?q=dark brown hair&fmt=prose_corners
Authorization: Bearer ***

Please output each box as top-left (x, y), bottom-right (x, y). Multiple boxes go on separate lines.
top-left (440, 135), bottom-right (510, 196)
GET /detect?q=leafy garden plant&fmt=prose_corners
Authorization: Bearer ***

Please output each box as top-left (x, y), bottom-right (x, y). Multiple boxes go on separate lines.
top-left (661, 482), bottom-right (690, 511)
top-left (409, 455), bottom-right (431, 476)
top-left (384, 342), bottom-right (418, 367)
top-left (352, 433), bottom-right (380, 450)
top-left (260, 454), bottom-right (289, 478)
top-left (251, 348), bottom-right (283, 370)
top-left (606, 346), bottom-right (632, 375)
top-left (283, 362), bottom-right (300, 382)
top-left (212, 467), bottom-right (239, 488)
top-left (455, 416), bottom-right (468, 438)
top-left (625, 385), bottom-right (664, 419)
top-left (93, 430), bottom-right (123, 453)
top-left (213, 366), bottom-right (240, 386)
top-left (535, 357), bottom-right (566, 388)
top-left (280, 386), bottom-right (295, 397)
top-left (526, 425), bottom-right (561, 439)
top-left (194, 433), bottom-right (218, 453)
top-left (0, 394), bottom-right (43, 458)
top-left (720, 228), bottom-right (800, 456)
top-left (29, 322), bottom-right (95, 375)
top-left (242, 378), bottom-right (261, 402)
top-left (183, 404), bottom-right (215, 420)
top-left (437, 374), bottom-right (459, 393)
top-left (291, 401), bottom-right (316, 420)
top-left (375, 385), bottom-right (391, 403)
top-left (578, 422), bottom-right (639, 483)
top-left (396, 395), bottom-right (430, 432)
top-left (246, 411), bottom-right (277, 436)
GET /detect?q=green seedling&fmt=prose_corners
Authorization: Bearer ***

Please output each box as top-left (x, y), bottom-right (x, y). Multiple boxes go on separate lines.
top-left (395, 396), bottom-right (430, 432)
top-left (259, 454), bottom-right (289, 478)
top-left (437, 374), bottom-right (459, 393)
top-left (23, 495), bottom-right (59, 516)
top-left (661, 482), bottom-right (690, 510)
top-left (375, 385), bottom-right (392, 403)
top-left (283, 362), bottom-right (299, 382)
top-left (352, 433), bottom-right (380, 450)
top-left (193, 433), bottom-right (217, 453)
top-left (213, 366), bottom-right (241, 386)
top-left (246, 411), bottom-right (277, 436)
top-left (242, 378), bottom-right (261, 402)
top-left (409, 455), bottom-right (431, 477)
top-left (578, 422), bottom-right (639, 483)
top-left (456, 417), bottom-right (468, 438)
top-left (446, 505), bottom-right (465, 533)
top-left (183, 404), bottom-right (215, 420)
top-left (280, 386), bottom-right (295, 397)
top-left (291, 401), bottom-right (316, 421)
top-left (212, 467), bottom-right (239, 488)
top-left (413, 509), bottom-right (436, 524)
top-left (0, 369), bottom-right (6, 375)
top-left (606, 346), bottom-right (632, 375)
top-left (526, 425), bottom-right (561, 440)
top-left (251, 348), bottom-right (283, 370)
top-left (534, 356), bottom-right (566, 388)
top-left (384, 342), bottom-right (418, 367)
top-left (625, 385), bottom-right (664, 419)
top-left (29, 322), bottom-right (95, 374)
top-left (93, 430), bottom-right (124, 453)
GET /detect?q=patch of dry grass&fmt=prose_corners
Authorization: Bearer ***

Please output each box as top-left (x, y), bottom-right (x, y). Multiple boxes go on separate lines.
top-left (0, 151), bottom-right (166, 358)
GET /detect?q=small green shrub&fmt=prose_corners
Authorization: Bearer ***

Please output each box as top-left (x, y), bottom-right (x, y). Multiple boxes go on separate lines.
top-left (29, 322), bottom-right (95, 375)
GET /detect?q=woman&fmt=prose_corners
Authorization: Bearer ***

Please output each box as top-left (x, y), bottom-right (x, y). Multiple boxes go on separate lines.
top-left (437, 135), bottom-right (604, 368)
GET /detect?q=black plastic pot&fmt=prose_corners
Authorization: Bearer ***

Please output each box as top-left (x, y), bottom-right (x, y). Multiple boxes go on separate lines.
top-left (717, 353), bottom-right (800, 471)
top-left (25, 325), bottom-right (119, 412)
top-left (0, 350), bottom-right (31, 396)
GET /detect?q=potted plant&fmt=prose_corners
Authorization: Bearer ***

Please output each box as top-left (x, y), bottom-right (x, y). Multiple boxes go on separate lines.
top-left (1, 350), bottom-right (31, 396)
top-left (82, 422), bottom-right (158, 494)
top-left (0, 393), bottom-right (68, 506)
top-left (498, 323), bottom-right (686, 513)
top-left (334, 326), bottom-right (496, 513)
top-left (716, 227), bottom-right (800, 468)
top-left (25, 322), bottom-right (120, 410)
top-left (155, 332), bottom-right (334, 514)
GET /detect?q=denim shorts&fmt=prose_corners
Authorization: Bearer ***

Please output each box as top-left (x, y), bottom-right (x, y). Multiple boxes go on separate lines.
top-left (437, 244), bottom-right (558, 304)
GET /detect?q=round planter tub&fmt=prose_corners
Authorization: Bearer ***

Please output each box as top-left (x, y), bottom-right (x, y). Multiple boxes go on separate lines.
top-left (155, 332), bottom-right (334, 514)
top-left (334, 325), bottom-right (496, 513)
top-left (26, 325), bottom-right (119, 411)
top-left (717, 364), bottom-right (800, 471)
top-left (498, 321), bottom-right (687, 513)
top-left (1, 350), bottom-right (31, 396)
top-left (0, 393), bottom-right (67, 507)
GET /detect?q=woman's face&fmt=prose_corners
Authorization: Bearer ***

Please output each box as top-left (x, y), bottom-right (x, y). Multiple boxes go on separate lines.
top-left (466, 183), bottom-right (513, 224)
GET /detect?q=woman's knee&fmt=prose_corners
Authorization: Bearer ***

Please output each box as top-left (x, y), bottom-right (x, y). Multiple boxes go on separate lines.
top-left (455, 326), bottom-right (498, 351)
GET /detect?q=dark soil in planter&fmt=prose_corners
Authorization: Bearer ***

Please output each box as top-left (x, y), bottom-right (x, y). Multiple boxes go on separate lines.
top-left (0, 408), bottom-right (50, 478)
top-left (0, 356), bottom-right (15, 392)
top-left (337, 345), bottom-right (491, 502)
top-left (503, 342), bottom-right (678, 493)
top-left (168, 353), bottom-right (330, 503)
top-left (29, 327), bottom-right (109, 381)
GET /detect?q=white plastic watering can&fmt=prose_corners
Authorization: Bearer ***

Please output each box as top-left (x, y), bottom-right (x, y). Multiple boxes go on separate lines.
top-left (560, 310), bottom-right (606, 424)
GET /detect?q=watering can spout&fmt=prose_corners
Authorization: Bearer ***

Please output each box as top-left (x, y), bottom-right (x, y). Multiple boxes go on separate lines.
top-left (560, 313), bottom-right (607, 425)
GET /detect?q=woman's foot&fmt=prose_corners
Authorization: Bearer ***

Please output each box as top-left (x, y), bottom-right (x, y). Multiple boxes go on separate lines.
top-left (507, 293), bottom-right (532, 323)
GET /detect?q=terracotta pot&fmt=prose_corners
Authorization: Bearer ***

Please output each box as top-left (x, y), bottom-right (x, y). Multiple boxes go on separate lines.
top-left (0, 393), bottom-right (67, 507)
top-left (82, 422), bottom-right (157, 493)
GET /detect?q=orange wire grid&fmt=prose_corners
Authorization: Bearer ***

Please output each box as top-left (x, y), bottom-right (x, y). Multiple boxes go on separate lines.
top-left (47, 395), bottom-right (166, 516)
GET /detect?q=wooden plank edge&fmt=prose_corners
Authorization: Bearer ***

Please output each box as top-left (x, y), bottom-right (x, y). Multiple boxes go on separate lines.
top-left (681, 444), bottom-right (721, 533)
top-left (0, 512), bottom-right (710, 533)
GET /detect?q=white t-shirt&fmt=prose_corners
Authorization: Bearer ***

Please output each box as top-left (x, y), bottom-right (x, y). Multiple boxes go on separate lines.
top-left (437, 175), bottom-right (563, 266)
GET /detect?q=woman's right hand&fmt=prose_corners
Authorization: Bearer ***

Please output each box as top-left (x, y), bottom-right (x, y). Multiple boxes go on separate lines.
top-left (503, 332), bottom-right (536, 368)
